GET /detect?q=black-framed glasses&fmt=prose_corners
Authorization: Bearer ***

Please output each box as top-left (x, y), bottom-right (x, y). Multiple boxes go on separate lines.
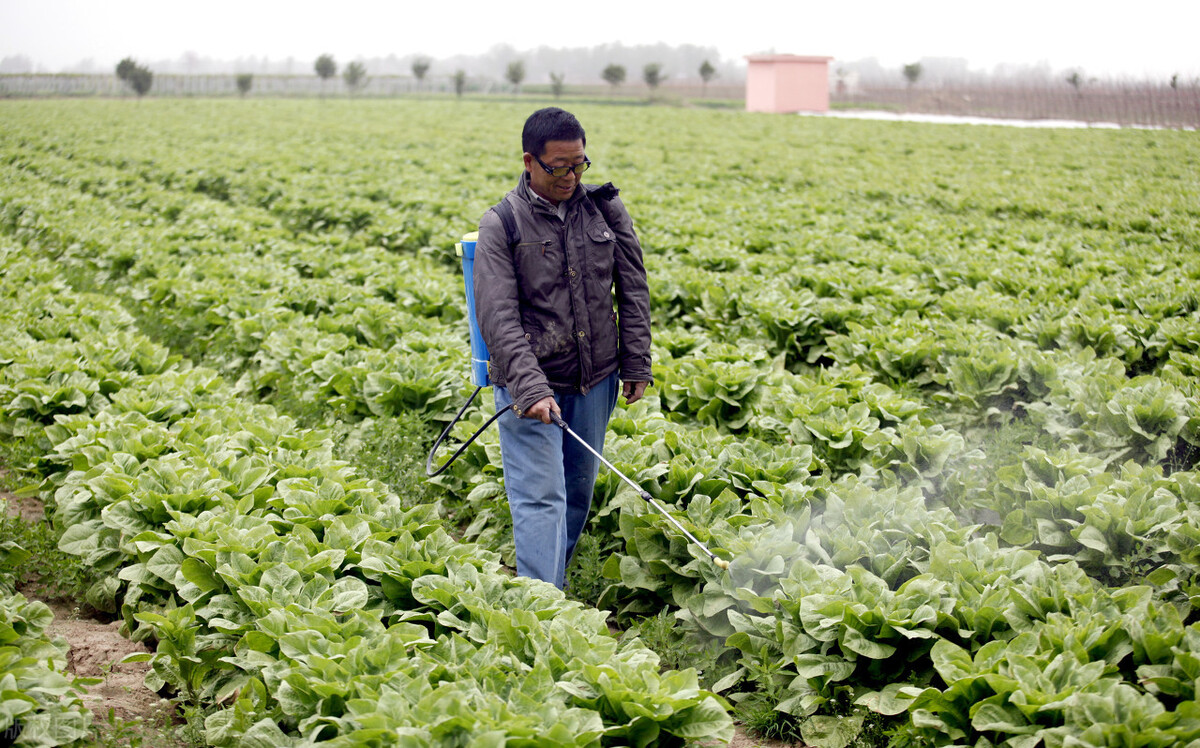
top-left (535, 154), bottom-right (591, 178)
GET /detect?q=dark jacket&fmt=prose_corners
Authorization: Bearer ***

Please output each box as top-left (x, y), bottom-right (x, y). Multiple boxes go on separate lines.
top-left (474, 173), bottom-right (653, 415)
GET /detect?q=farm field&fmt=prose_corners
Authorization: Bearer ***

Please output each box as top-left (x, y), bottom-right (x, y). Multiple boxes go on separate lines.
top-left (1, 98), bottom-right (1199, 747)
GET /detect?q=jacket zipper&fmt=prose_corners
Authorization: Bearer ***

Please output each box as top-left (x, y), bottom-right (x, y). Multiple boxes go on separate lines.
top-left (559, 220), bottom-right (591, 392)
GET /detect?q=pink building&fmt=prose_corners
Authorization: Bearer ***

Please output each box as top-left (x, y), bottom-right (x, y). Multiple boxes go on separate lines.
top-left (745, 54), bottom-right (834, 113)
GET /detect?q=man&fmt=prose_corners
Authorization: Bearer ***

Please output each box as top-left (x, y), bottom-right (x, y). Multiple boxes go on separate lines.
top-left (474, 107), bottom-right (652, 589)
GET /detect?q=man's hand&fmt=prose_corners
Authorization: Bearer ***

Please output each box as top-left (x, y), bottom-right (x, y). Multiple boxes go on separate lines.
top-left (525, 395), bottom-right (561, 424)
top-left (623, 381), bottom-right (649, 405)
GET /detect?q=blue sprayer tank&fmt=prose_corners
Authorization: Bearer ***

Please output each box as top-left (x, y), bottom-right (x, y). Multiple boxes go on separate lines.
top-left (456, 232), bottom-right (490, 387)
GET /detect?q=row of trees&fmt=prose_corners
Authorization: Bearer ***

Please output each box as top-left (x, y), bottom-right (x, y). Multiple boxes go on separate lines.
top-left (606, 61), bottom-right (716, 93)
top-left (312, 54), bottom-right (721, 97)
top-left (115, 55), bottom-right (375, 97)
top-left (246, 54), bottom-right (720, 98)
top-left (313, 54), bottom-right (468, 96)
top-left (113, 52), bottom-right (722, 99)
top-left (312, 54), bottom-right (368, 93)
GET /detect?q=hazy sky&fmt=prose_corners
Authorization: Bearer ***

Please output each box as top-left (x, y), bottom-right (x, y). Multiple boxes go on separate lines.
top-left (2, 0), bottom-right (1197, 79)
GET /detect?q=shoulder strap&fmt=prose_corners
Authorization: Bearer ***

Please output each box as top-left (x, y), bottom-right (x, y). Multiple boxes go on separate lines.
top-left (585, 182), bottom-right (621, 224)
top-left (586, 182), bottom-right (620, 202)
top-left (492, 198), bottom-right (520, 248)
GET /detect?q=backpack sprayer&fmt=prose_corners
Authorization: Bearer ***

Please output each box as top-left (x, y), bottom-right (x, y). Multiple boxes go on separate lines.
top-left (423, 231), bottom-right (506, 476)
top-left (426, 229), bottom-right (729, 570)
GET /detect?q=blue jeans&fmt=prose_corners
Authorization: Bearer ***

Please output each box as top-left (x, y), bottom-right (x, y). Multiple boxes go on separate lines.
top-left (493, 371), bottom-right (619, 588)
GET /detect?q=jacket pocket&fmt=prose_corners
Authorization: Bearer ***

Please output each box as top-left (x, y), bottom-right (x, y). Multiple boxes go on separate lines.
top-left (585, 222), bottom-right (616, 279)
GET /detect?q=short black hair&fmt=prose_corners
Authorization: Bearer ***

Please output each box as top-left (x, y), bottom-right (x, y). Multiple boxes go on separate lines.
top-left (522, 107), bottom-right (586, 157)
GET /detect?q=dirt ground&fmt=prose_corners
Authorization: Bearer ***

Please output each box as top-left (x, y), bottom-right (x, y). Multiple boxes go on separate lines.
top-left (4, 490), bottom-right (44, 524)
top-left (42, 599), bottom-right (171, 723)
top-left (4, 490), bottom-right (177, 738)
top-left (728, 730), bottom-right (796, 748)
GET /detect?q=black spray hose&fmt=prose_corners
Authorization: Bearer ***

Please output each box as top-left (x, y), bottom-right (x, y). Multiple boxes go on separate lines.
top-left (425, 386), bottom-right (512, 477)
top-left (549, 412), bottom-right (730, 569)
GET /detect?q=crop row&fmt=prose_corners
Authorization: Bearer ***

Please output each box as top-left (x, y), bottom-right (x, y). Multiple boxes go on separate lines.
top-left (2, 100), bottom-right (1199, 746)
top-left (5, 112), bottom-right (1195, 484)
top-left (0, 246), bottom-right (731, 745)
top-left (0, 138), bottom-right (1052, 607)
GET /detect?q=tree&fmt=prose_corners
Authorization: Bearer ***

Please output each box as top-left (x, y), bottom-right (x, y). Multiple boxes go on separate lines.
top-left (115, 57), bottom-right (153, 97)
top-left (411, 57), bottom-right (431, 89)
top-left (1066, 70), bottom-right (1084, 96)
top-left (453, 70), bottom-right (467, 98)
top-left (699, 59), bottom-right (716, 97)
top-left (505, 60), bottom-right (526, 93)
top-left (643, 63), bottom-right (665, 92)
top-left (314, 54), bottom-right (337, 98)
top-left (343, 61), bottom-right (367, 93)
top-left (314, 54), bottom-right (337, 81)
top-left (602, 63), bottom-right (626, 94)
top-left (128, 66), bottom-right (153, 96)
top-left (549, 72), bottom-right (565, 99)
top-left (235, 73), bottom-right (253, 97)
top-left (1169, 73), bottom-right (1178, 91)
top-left (116, 57), bottom-right (137, 82)
top-left (902, 62), bottom-right (923, 87)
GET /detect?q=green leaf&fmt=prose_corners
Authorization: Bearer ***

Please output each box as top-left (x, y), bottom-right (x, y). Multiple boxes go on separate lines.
top-left (237, 718), bottom-right (294, 748)
top-left (709, 667), bottom-right (745, 694)
top-left (180, 558), bottom-right (224, 594)
top-left (971, 700), bottom-right (1034, 734)
top-left (670, 697), bottom-right (734, 741)
top-left (855, 682), bottom-right (914, 716)
top-left (930, 639), bottom-right (976, 683)
top-left (57, 521), bottom-right (102, 557)
top-left (146, 543), bottom-right (186, 584)
top-left (325, 577), bottom-right (369, 612)
top-left (801, 713), bottom-right (864, 748)
top-left (840, 626), bottom-right (896, 660)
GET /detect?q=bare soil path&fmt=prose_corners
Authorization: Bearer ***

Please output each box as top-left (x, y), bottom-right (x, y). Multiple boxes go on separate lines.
top-left (4, 489), bottom-right (180, 742)
top-left (40, 600), bottom-right (163, 724)
top-left (728, 731), bottom-right (797, 747)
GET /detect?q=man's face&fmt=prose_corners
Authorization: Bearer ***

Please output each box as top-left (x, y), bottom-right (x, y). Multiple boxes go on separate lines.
top-left (524, 139), bottom-right (586, 205)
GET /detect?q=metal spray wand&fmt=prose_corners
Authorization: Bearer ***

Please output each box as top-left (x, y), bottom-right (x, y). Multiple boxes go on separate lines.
top-left (549, 412), bottom-right (730, 570)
